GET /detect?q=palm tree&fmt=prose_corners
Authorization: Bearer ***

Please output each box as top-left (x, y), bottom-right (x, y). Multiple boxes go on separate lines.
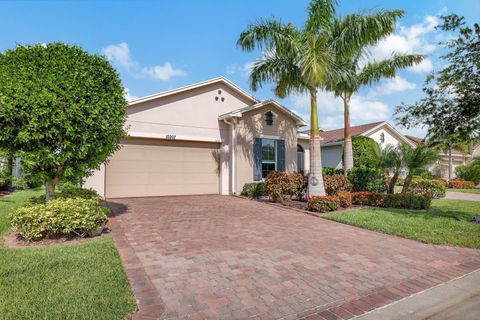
top-left (427, 133), bottom-right (470, 180)
top-left (325, 37), bottom-right (423, 171)
top-left (375, 144), bottom-right (402, 193)
top-left (400, 143), bottom-right (438, 193)
top-left (238, 0), bottom-right (406, 196)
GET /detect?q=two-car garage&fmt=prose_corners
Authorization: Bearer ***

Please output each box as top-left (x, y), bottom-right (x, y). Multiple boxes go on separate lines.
top-left (105, 138), bottom-right (221, 198)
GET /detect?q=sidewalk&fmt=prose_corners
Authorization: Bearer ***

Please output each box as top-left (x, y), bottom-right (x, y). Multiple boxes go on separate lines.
top-left (354, 269), bottom-right (480, 320)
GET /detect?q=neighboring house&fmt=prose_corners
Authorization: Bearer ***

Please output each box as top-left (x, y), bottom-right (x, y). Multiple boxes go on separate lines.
top-left (297, 121), bottom-right (415, 170)
top-left (405, 135), bottom-right (479, 179)
top-left (85, 77), bottom-right (307, 198)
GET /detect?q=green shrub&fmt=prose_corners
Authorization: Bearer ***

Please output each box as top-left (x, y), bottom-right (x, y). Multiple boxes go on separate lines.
top-left (264, 172), bottom-right (307, 202)
top-left (347, 167), bottom-right (385, 192)
top-left (412, 169), bottom-right (433, 179)
top-left (448, 179), bottom-right (476, 189)
top-left (337, 191), bottom-right (352, 208)
top-left (351, 136), bottom-right (380, 168)
top-left (0, 177), bottom-right (11, 191)
top-left (324, 174), bottom-right (352, 196)
top-left (407, 178), bottom-right (446, 199)
top-left (306, 195), bottom-right (339, 213)
top-left (11, 197), bottom-right (109, 241)
top-left (322, 168), bottom-right (345, 176)
top-left (351, 192), bottom-right (431, 209)
top-left (241, 182), bottom-right (265, 198)
top-left (12, 177), bottom-right (27, 190)
top-left (455, 163), bottom-right (480, 184)
top-left (30, 185), bottom-right (100, 204)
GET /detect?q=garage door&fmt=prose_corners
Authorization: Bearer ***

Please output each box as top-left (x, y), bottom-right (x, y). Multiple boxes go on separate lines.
top-left (106, 138), bottom-right (220, 198)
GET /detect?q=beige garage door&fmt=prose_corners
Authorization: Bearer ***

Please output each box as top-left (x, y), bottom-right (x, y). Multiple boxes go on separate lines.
top-left (106, 138), bottom-right (220, 198)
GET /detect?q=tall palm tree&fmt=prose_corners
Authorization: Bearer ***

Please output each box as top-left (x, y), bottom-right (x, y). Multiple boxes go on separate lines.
top-left (325, 37), bottom-right (423, 171)
top-left (427, 133), bottom-right (470, 180)
top-left (375, 144), bottom-right (403, 193)
top-left (400, 143), bottom-right (438, 193)
top-left (238, 0), bottom-right (406, 196)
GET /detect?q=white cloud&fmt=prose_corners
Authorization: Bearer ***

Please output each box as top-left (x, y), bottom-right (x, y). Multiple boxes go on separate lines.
top-left (369, 76), bottom-right (416, 97)
top-left (124, 88), bottom-right (138, 102)
top-left (225, 61), bottom-right (255, 78)
top-left (103, 42), bottom-right (135, 69)
top-left (290, 91), bottom-right (389, 130)
top-left (409, 58), bottom-right (433, 73)
top-left (103, 42), bottom-right (186, 80)
top-left (142, 62), bottom-right (186, 81)
top-left (369, 15), bottom-right (439, 73)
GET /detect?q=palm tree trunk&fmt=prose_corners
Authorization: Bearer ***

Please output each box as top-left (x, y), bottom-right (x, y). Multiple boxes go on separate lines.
top-left (448, 147), bottom-right (453, 180)
top-left (401, 175), bottom-right (412, 194)
top-left (308, 88), bottom-right (326, 197)
top-left (343, 93), bottom-right (354, 171)
top-left (388, 172), bottom-right (399, 194)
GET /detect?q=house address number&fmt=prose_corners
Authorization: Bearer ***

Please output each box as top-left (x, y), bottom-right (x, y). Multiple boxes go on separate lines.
top-left (166, 134), bottom-right (177, 140)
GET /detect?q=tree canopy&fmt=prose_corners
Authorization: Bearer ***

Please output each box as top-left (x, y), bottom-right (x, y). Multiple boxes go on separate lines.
top-left (395, 14), bottom-right (480, 139)
top-left (0, 43), bottom-right (127, 200)
top-left (351, 136), bottom-right (379, 168)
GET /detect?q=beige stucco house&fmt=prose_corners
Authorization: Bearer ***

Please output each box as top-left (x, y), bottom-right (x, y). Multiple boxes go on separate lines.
top-left (85, 77), bottom-right (306, 198)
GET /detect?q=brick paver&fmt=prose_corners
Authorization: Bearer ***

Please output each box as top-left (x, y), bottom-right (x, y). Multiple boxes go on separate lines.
top-left (108, 195), bottom-right (480, 320)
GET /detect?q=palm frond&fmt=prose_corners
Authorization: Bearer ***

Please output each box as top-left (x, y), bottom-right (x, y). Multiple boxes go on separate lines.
top-left (237, 18), bottom-right (301, 54)
top-left (305, 0), bottom-right (337, 33)
top-left (358, 54), bottom-right (424, 86)
top-left (329, 10), bottom-right (405, 59)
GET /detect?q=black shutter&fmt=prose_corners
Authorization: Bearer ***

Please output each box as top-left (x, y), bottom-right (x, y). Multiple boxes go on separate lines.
top-left (277, 140), bottom-right (285, 172)
top-left (253, 138), bottom-right (262, 181)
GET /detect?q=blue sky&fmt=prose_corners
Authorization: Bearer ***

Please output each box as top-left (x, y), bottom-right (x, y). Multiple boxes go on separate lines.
top-left (1, 0), bottom-right (479, 137)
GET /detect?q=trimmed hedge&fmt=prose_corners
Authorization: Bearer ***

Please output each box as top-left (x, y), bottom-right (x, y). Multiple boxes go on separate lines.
top-left (306, 196), bottom-right (339, 213)
top-left (337, 191), bottom-right (352, 208)
top-left (241, 182), bottom-right (265, 198)
top-left (448, 179), bottom-right (476, 189)
top-left (351, 192), bottom-right (431, 209)
top-left (322, 168), bottom-right (345, 176)
top-left (407, 178), bottom-right (446, 199)
top-left (264, 172), bottom-right (307, 202)
top-left (11, 197), bottom-right (108, 241)
top-left (324, 174), bottom-right (352, 196)
top-left (347, 167), bottom-right (385, 192)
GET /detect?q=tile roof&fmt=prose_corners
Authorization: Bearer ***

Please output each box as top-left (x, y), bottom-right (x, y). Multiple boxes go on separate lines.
top-left (404, 135), bottom-right (424, 145)
top-left (301, 121), bottom-right (385, 144)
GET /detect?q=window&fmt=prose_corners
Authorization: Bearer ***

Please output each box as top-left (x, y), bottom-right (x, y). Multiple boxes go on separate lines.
top-left (265, 111), bottom-right (274, 126)
top-left (380, 132), bottom-right (385, 144)
top-left (261, 139), bottom-right (276, 178)
top-left (297, 144), bottom-right (304, 173)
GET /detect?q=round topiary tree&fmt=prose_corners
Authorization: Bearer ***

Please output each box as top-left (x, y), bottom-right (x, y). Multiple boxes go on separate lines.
top-left (350, 136), bottom-right (380, 168)
top-left (0, 43), bottom-right (127, 201)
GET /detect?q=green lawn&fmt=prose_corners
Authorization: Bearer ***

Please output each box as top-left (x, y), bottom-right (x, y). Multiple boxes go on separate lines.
top-left (323, 199), bottom-right (480, 249)
top-left (448, 188), bottom-right (480, 194)
top-left (0, 189), bottom-right (136, 320)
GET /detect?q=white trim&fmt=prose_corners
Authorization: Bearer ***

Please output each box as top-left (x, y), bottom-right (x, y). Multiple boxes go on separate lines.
top-left (128, 131), bottom-right (221, 143)
top-left (259, 134), bottom-right (280, 140)
top-left (128, 77), bottom-right (258, 106)
top-left (219, 100), bottom-right (308, 127)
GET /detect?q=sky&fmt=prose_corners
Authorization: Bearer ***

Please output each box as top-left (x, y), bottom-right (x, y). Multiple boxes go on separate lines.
top-left (1, 0), bottom-right (479, 137)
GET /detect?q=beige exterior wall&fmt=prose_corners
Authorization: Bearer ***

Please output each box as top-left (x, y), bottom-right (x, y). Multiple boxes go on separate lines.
top-left (235, 104), bottom-right (298, 193)
top-left (298, 138), bottom-right (310, 172)
top-left (127, 82), bottom-right (253, 142)
top-left (105, 138), bottom-right (220, 198)
top-left (84, 164), bottom-right (105, 198)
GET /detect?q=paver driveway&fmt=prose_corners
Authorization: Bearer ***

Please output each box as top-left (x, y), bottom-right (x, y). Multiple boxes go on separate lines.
top-left (108, 196), bottom-right (480, 320)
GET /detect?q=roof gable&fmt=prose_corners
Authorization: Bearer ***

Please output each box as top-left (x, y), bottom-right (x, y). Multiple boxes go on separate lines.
top-left (128, 77), bottom-right (258, 107)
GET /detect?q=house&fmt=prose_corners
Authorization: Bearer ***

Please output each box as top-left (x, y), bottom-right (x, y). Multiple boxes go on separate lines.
top-left (405, 135), bottom-right (480, 179)
top-left (297, 121), bottom-right (416, 171)
top-left (85, 77), bottom-right (307, 198)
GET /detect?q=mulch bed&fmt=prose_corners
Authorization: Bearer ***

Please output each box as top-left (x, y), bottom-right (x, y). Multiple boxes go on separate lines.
top-left (0, 191), bottom-right (12, 197)
top-left (3, 229), bottom-right (110, 249)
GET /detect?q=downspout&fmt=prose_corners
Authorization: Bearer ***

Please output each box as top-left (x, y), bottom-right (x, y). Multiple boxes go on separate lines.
top-left (223, 118), bottom-right (237, 194)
